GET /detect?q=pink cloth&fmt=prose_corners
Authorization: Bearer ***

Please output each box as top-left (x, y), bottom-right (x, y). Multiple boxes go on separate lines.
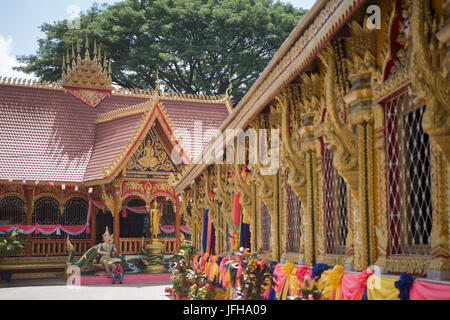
top-left (295, 266), bottom-right (311, 283)
top-left (340, 269), bottom-right (372, 300)
top-left (272, 264), bottom-right (286, 294)
top-left (410, 280), bottom-right (450, 300)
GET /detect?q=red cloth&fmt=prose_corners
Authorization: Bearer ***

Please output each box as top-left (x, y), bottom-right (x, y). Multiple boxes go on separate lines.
top-left (60, 225), bottom-right (86, 233)
top-left (410, 280), bottom-right (450, 300)
top-left (112, 265), bottom-right (123, 275)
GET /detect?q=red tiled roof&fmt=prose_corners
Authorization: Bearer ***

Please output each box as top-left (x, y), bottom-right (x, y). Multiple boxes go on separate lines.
top-left (0, 84), bottom-right (229, 183)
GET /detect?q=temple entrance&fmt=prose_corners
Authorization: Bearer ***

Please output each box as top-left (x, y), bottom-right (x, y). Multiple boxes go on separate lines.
top-left (120, 198), bottom-right (149, 238)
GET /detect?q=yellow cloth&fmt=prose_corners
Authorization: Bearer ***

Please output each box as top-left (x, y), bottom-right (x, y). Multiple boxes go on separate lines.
top-left (366, 275), bottom-right (400, 300)
top-left (277, 261), bottom-right (300, 300)
top-left (242, 208), bottom-right (251, 225)
top-left (320, 265), bottom-right (344, 300)
top-left (208, 257), bottom-right (220, 281)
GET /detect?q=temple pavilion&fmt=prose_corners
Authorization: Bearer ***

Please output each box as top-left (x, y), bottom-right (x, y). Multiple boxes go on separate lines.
top-left (0, 38), bottom-right (231, 279)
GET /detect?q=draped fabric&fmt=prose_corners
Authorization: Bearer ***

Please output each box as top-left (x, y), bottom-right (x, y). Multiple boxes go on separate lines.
top-left (311, 263), bottom-right (329, 280)
top-left (206, 215), bottom-right (212, 254)
top-left (340, 269), bottom-right (373, 300)
top-left (366, 275), bottom-right (400, 300)
top-left (395, 272), bottom-right (415, 300)
top-left (202, 209), bottom-right (208, 253)
top-left (231, 192), bottom-right (241, 248)
top-left (410, 280), bottom-right (450, 300)
top-left (190, 253), bottom-right (450, 300)
top-left (320, 265), bottom-right (344, 300)
top-left (210, 223), bottom-right (215, 254)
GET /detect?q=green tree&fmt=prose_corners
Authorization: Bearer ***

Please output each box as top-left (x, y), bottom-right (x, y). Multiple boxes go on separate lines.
top-left (16, 0), bottom-right (307, 104)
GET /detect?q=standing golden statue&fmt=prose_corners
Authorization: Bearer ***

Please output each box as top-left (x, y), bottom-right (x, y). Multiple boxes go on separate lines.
top-left (149, 199), bottom-right (161, 239)
top-left (141, 198), bottom-right (167, 273)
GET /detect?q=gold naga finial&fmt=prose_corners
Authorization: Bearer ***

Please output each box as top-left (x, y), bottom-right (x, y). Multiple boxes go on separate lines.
top-left (224, 74), bottom-right (234, 113)
top-left (225, 74), bottom-right (232, 98)
top-left (152, 69), bottom-right (161, 102)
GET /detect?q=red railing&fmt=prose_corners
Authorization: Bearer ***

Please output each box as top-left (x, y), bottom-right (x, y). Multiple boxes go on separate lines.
top-left (31, 239), bottom-right (93, 256)
top-left (119, 238), bottom-right (177, 255)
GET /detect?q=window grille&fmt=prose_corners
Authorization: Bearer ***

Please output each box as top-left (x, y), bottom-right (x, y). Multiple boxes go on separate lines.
top-left (384, 90), bottom-right (432, 256)
top-left (260, 200), bottom-right (271, 251)
top-left (323, 146), bottom-right (348, 255)
top-left (285, 172), bottom-right (302, 253)
top-left (63, 198), bottom-right (89, 239)
top-left (32, 197), bottom-right (60, 239)
top-left (0, 196), bottom-right (26, 225)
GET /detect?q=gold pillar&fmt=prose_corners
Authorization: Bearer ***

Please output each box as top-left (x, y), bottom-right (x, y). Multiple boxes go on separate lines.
top-left (112, 182), bottom-right (121, 254)
top-left (23, 185), bottom-right (34, 257)
top-left (345, 73), bottom-right (377, 270)
top-left (90, 204), bottom-right (97, 245)
top-left (175, 202), bottom-right (181, 253)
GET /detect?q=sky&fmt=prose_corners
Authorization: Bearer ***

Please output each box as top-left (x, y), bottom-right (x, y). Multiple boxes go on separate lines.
top-left (0, 0), bottom-right (317, 79)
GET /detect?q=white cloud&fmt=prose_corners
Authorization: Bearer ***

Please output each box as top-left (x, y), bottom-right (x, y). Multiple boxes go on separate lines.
top-left (0, 34), bottom-right (37, 80)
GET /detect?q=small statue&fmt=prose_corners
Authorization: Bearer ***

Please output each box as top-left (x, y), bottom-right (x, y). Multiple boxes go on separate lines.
top-left (149, 200), bottom-right (161, 240)
top-left (97, 227), bottom-right (117, 275)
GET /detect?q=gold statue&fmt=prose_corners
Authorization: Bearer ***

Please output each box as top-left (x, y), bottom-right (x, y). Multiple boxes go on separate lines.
top-left (97, 227), bottom-right (117, 274)
top-left (149, 200), bottom-right (161, 239)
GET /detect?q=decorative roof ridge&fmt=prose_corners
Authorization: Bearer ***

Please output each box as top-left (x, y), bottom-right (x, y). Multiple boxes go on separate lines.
top-left (0, 76), bottom-right (63, 90)
top-left (111, 87), bottom-right (230, 106)
top-left (93, 99), bottom-right (191, 184)
top-left (95, 100), bottom-right (149, 124)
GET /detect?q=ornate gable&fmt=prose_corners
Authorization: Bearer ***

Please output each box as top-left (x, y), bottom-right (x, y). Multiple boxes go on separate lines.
top-left (125, 128), bottom-right (178, 179)
top-left (61, 36), bottom-right (113, 108)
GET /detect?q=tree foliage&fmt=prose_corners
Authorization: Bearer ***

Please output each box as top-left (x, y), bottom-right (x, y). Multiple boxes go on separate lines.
top-left (16, 0), bottom-right (307, 103)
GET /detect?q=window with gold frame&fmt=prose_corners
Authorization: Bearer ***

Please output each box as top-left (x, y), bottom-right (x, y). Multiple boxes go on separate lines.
top-left (384, 89), bottom-right (432, 256)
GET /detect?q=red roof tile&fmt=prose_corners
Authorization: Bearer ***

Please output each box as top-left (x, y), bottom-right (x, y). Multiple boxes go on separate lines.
top-left (0, 84), bottom-right (229, 183)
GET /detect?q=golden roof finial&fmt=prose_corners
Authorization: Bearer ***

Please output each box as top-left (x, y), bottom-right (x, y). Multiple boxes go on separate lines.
top-left (156, 69), bottom-right (161, 92)
top-left (62, 54), bottom-right (66, 71)
top-left (85, 33), bottom-right (90, 61)
top-left (93, 39), bottom-right (97, 61)
top-left (66, 47), bottom-right (70, 66)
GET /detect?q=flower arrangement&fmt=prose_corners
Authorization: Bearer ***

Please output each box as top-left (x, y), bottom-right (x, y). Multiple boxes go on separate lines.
top-left (237, 249), bottom-right (276, 300)
top-left (170, 246), bottom-right (195, 299)
top-left (292, 276), bottom-right (323, 300)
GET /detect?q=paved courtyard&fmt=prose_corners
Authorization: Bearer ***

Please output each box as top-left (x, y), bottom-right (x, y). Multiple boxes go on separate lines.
top-left (0, 277), bottom-right (172, 300)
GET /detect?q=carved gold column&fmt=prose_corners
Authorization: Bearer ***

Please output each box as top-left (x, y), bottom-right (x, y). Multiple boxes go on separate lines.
top-left (90, 199), bottom-right (97, 245)
top-left (409, 0), bottom-right (449, 280)
top-left (175, 201), bottom-right (181, 253)
top-left (23, 185), bottom-right (34, 257)
top-left (301, 112), bottom-right (319, 266)
top-left (344, 72), bottom-right (377, 271)
top-left (112, 180), bottom-right (121, 253)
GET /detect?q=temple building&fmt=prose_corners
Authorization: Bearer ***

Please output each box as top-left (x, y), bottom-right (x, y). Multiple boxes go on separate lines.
top-left (0, 38), bottom-right (231, 279)
top-left (174, 0), bottom-right (450, 281)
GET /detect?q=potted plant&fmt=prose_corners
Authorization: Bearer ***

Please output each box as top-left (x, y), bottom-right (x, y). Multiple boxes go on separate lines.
top-left (0, 231), bottom-right (25, 281)
top-left (170, 246), bottom-right (195, 300)
top-left (237, 250), bottom-right (276, 300)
